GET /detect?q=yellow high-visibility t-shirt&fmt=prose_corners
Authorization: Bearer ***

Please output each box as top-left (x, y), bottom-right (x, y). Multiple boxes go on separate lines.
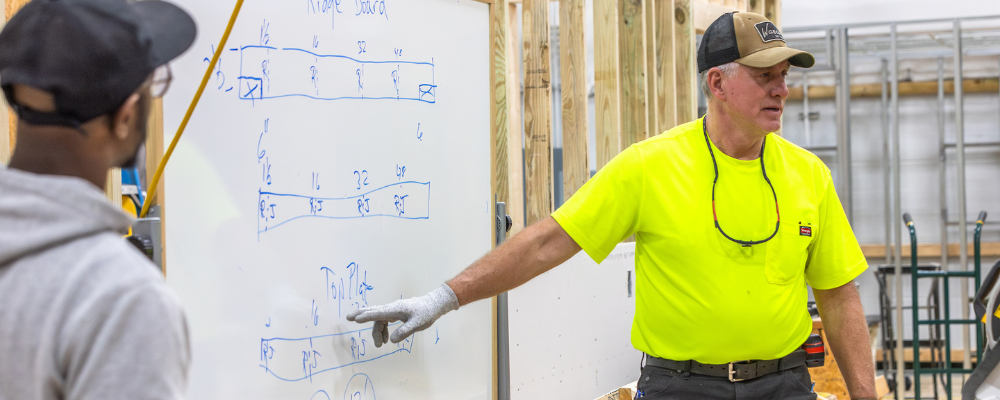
top-left (552, 118), bottom-right (868, 364)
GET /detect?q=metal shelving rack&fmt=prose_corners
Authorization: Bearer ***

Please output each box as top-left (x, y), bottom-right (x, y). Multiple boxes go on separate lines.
top-left (783, 16), bottom-right (1000, 400)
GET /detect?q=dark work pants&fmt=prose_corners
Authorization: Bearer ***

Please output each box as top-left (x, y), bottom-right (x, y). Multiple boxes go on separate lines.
top-left (635, 364), bottom-right (818, 400)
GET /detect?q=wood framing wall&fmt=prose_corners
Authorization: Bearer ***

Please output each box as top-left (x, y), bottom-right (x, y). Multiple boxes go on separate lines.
top-left (502, 0), bottom-right (780, 226)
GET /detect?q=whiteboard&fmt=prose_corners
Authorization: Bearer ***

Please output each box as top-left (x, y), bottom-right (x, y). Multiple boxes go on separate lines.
top-left (161, 1), bottom-right (493, 399)
top-left (508, 243), bottom-right (642, 399)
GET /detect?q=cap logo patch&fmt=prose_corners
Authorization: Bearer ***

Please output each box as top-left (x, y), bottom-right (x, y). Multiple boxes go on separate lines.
top-left (754, 21), bottom-right (784, 43)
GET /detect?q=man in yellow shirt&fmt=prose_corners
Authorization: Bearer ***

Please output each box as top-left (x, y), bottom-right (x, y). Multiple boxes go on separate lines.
top-left (349, 12), bottom-right (876, 400)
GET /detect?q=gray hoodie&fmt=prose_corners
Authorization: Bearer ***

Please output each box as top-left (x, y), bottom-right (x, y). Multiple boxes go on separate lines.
top-left (0, 167), bottom-right (189, 400)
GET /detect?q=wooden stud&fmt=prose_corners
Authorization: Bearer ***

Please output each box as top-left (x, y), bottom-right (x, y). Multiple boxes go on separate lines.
top-left (674, 0), bottom-right (698, 124)
top-left (5, 0), bottom-right (30, 155)
top-left (104, 168), bottom-right (122, 207)
top-left (643, 0), bottom-right (658, 139)
top-left (618, 0), bottom-right (648, 149)
top-left (694, 0), bottom-right (742, 33)
top-left (788, 78), bottom-right (1000, 100)
top-left (763, 0), bottom-right (780, 28)
top-left (507, 4), bottom-right (526, 235)
top-left (144, 97), bottom-right (167, 274)
top-left (522, 0), bottom-right (553, 225)
top-left (5, 0), bottom-right (29, 154)
top-left (487, 2), bottom-right (505, 399)
top-left (0, 14), bottom-right (6, 164)
top-left (559, 0), bottom-right (589, 200)
top-left (0, 97), bottom-right (7, 164)
top-left (493, 0), bottom-right (510, 231)
top-left (593, 0), bottom-right (621, 169)
top-left (654, 0), bottom-right (676, 134)
top-left (748, 0), bottom-right (764, 14)
top-left (874, 348), bottom-right (978, 363)
top-left (145, 98), bottom-right (165, 207)
top-left (861, 242), bottom-right (1000, 258)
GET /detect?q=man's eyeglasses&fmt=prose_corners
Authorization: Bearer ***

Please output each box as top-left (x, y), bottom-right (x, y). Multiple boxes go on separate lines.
top-left (149, 64), bottom-right (172, 98)
top-left (702, 118), bottom-right (781, 247)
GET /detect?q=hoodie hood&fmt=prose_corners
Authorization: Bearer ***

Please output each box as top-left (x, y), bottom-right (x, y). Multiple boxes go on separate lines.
top-left (0, 167), bottom-right (132, 266)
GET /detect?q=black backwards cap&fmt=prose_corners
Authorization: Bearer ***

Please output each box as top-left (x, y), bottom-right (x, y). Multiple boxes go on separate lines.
top-left (0, 0), bottom-right (196, 128)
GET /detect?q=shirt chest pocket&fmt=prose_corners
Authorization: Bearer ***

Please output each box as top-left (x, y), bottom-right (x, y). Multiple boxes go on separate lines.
top-left (764, 216), bottom-right (817, 285)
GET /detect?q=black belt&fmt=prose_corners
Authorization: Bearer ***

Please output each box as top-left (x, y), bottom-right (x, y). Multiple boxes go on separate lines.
top-left (644, 349), bottom-right (807, 382)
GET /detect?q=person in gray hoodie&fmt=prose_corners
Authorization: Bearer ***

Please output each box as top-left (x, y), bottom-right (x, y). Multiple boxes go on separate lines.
top-left (0, 0), bottom-right (197, 399)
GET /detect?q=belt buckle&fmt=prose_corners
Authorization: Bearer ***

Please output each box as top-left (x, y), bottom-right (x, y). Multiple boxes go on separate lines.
top-left (728, 362), bottom-right (748, 382)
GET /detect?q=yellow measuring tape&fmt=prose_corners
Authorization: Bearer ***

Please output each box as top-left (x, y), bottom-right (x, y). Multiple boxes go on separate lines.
top-left (140, 0), bottom-right (245, 218)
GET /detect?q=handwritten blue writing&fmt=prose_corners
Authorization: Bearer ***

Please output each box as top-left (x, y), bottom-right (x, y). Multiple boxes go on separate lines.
top-left (259, 326), bottom-right (413, 382)
top-left (307, 0), bottom-right (342, 30)
top-left (354, 170), bottom-right (368, 190)
top-left (355, 0), bottom-right (388, 20)
top-left (236, 46), bottom-right (437, 103)
top-left (257, 181), bottom-right (431, 234)
top-left (345, 373), bottom-right (377, 400)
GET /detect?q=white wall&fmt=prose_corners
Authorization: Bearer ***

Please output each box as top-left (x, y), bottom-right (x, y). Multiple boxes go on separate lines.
top-left (783, 0), bottom-right (1000, 29)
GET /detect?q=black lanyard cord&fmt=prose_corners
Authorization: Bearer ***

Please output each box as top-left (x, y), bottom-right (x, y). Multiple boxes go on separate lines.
top-left (702, 117), bottom-right (781, 247)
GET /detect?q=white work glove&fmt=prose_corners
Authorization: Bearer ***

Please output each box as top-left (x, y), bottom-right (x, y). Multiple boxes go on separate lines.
top-left (346, 284), bottom-right (460, 347)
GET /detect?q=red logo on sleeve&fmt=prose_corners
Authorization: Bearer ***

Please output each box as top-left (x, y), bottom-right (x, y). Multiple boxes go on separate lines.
top-left (800, 226), bottom-right (812, 237)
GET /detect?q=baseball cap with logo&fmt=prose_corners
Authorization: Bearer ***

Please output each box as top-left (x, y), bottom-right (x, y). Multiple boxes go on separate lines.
top-left (697, 11), bottom-right (814, 73)
top-left (0, 0), bottom-right (196, 130)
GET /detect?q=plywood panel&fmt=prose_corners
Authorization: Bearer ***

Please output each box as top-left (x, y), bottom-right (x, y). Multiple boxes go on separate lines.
top-left (810, 322), bottom-right (850, 400)
top-left (560, 0), bottom-right (589, 200)
top-left (618, 0), bottom-right (648, 149)
top-left (522, 0), bottom-right (553, 225)
top-left (594, 0), bottom-right (621, 170)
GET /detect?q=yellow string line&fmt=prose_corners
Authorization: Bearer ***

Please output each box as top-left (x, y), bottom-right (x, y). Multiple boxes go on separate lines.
top-left (141, 0), bottom-right (245, 218)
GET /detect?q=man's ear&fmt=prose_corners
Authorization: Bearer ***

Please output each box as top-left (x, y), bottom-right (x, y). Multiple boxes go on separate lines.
top-left (111, 93), bottom-right (140, 140)
top-left (708, 69), bottom-right (726, 102)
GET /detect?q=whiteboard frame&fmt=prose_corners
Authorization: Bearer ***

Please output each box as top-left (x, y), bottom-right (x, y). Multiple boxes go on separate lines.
top-left (148, 0), bottom-right (509, 398)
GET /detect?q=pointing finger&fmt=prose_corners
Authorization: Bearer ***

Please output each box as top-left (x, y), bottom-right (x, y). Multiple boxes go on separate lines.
top-left (351, 308), bottom-right (408, 324)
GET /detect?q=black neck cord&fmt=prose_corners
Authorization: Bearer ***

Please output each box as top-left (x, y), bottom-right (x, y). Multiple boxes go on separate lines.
top-left (702, 117), bottom-right (780, 247)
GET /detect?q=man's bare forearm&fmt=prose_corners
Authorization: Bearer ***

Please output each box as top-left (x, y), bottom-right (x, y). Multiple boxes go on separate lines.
top-left (813, 280), bottom-right (877, 400)
top-left (446, 217), bottom-right (581, 306)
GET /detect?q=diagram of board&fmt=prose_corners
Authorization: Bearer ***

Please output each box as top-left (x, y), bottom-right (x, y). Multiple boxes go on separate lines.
top-left (163, 1), bottom-right (493, 399)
